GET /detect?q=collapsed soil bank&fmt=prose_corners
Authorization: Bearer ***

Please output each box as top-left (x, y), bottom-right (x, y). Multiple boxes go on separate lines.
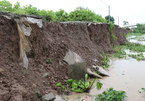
top-left (0, 15), bottom-right (128, 101)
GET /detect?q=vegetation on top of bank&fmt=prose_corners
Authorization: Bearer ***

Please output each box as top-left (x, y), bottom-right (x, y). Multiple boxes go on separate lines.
top-left (0, 0), bottom-right (106, 23)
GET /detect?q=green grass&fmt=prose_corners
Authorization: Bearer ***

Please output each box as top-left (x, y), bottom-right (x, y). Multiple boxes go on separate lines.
top-left (96, 88), bottom-right (126, 101)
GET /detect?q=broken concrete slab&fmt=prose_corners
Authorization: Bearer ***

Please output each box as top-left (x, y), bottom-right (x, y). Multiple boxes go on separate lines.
top-left (68, 62), bottom-right (87, 80)
top-left (92, 65), bottom-right (110, 76)
top-left (63, 50), bottom-right (84, 65)
top-left (64, 50), bottom-right (87, 80)
top-left (42, 92), bottom-right (56, 101)
top-left (54, 96), bottom-right (66, 101)
top-left (87, 68), bottom-right (103, 78)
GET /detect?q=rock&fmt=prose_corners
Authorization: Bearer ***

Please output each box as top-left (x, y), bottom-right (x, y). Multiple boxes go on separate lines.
top-left (87, 68), bottom-right (102, 78)
top-left (43, 72), bottom-right (50, 78)
top-left (54, 96), bottom-right (66, 101)
top-left (68, 62), bottom-right (87, 80)
top-left (0, 68), bottom-right (4, 73)
top-left (42, 92), bottom-right (56, 101)
top-left (108, 59), bottom-right (112, 66)
top-left (63, 50), bottom-right (84, 65)
top-left (92, 65), bottom-right (110, 76)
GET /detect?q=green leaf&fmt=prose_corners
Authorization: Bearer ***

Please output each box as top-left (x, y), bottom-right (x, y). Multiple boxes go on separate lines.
top-left (56, 82), bottom-right (62, 87)
top-left (85, 74), bottom-right (88, 81)
top-left (96, 81), bottom-right (103, 90)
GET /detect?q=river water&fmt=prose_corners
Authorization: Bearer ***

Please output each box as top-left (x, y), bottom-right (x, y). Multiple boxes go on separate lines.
top-left (62, 34), bottom-right (145, 101)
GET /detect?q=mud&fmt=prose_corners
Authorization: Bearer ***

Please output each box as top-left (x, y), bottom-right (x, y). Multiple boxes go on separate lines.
top-left (0, 14), bottom-right (128, 101)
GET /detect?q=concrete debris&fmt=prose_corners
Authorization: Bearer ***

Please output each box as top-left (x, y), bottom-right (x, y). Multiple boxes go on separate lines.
top-left (92, 65), bottom-right (110, 76)
top-left (63, 50), bottom-right (84, 65)
top-left (87, 68), bottom-right (102, 78)
top-left (42, 92), bottom-right (56, 101)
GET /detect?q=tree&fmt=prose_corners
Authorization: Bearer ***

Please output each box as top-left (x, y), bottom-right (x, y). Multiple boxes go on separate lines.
top-left (0, 0), bottom-right (12, 12)
top-left (55, 9), bottom-right (69, 21)
top-left (105, 15), bottom-right (115, 23)
top-left (123, 21), bottom-right (129, 26)
top-left (23, 5), bottom-right (39, 15)
top-left (69, 7), bottom-right (106, 23)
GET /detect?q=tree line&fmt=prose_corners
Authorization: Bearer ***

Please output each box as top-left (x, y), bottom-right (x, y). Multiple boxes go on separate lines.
top-left (0, 0), bottom-right (109, 23)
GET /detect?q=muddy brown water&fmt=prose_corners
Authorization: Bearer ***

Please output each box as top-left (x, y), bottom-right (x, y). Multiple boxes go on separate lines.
top-left (63, 35), bottom-right (145, 101)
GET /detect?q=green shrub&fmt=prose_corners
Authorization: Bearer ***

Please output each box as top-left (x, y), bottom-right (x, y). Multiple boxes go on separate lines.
top-left (56, 74), bottom-right (95, 93)
top-left (134, 24), bottom-right (145, 34)
top-left (128, 53), bottom-right (145, 61)
top-left (96, 81), bottom-right (103, 90)
top-left (96, 88), bottom-right (126, 101)
top-left (69, 7), bottom-right (106, 23)
top-left (100, 54), bottom-right (110, 68)
top-left (122, 43), bottom-right (145, 52)
top-left (113, 46), bottom-right (126, 59)
top-left (0, 0), bottom-right (12, 12)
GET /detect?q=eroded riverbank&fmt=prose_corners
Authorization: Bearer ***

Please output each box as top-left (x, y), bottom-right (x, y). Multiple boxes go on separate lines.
top-left (62, 34), bottom-right (145, 101)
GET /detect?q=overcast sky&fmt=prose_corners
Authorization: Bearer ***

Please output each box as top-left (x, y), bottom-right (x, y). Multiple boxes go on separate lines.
top-left (9, 0), bottom-right (145, 26)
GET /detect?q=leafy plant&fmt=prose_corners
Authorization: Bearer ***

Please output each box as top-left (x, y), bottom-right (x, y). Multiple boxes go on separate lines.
top-left (56, 74), bottom-right (95, 93)
top-left (100, 54), bottom-right (110, 68)
top-left (96, 88), bottom-right (126, 101)
top-left (96, 81), bottom-right (103, 90)
top-left (113, 46), bottom-right (127, 59)
top-left (56, 82), bottom-right (65, 94)
top-left (128, 53), bottom-right (145, 61)
top-left (122, 43), bottom-right (145, 52)
top-left (66, 74), bottom-right (90, 93)
top-left (105, 15), bottom-right (115, 23)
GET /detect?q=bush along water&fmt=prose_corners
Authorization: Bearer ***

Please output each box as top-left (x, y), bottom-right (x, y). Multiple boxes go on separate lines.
top-left (96, 88), bottom-right (126, 101)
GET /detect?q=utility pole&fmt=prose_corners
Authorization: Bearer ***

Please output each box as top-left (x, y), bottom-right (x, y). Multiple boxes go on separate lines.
top-left (108, 5), bottom-right (110, 23)
top-left (118, 16), bottom-right (119, 25)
